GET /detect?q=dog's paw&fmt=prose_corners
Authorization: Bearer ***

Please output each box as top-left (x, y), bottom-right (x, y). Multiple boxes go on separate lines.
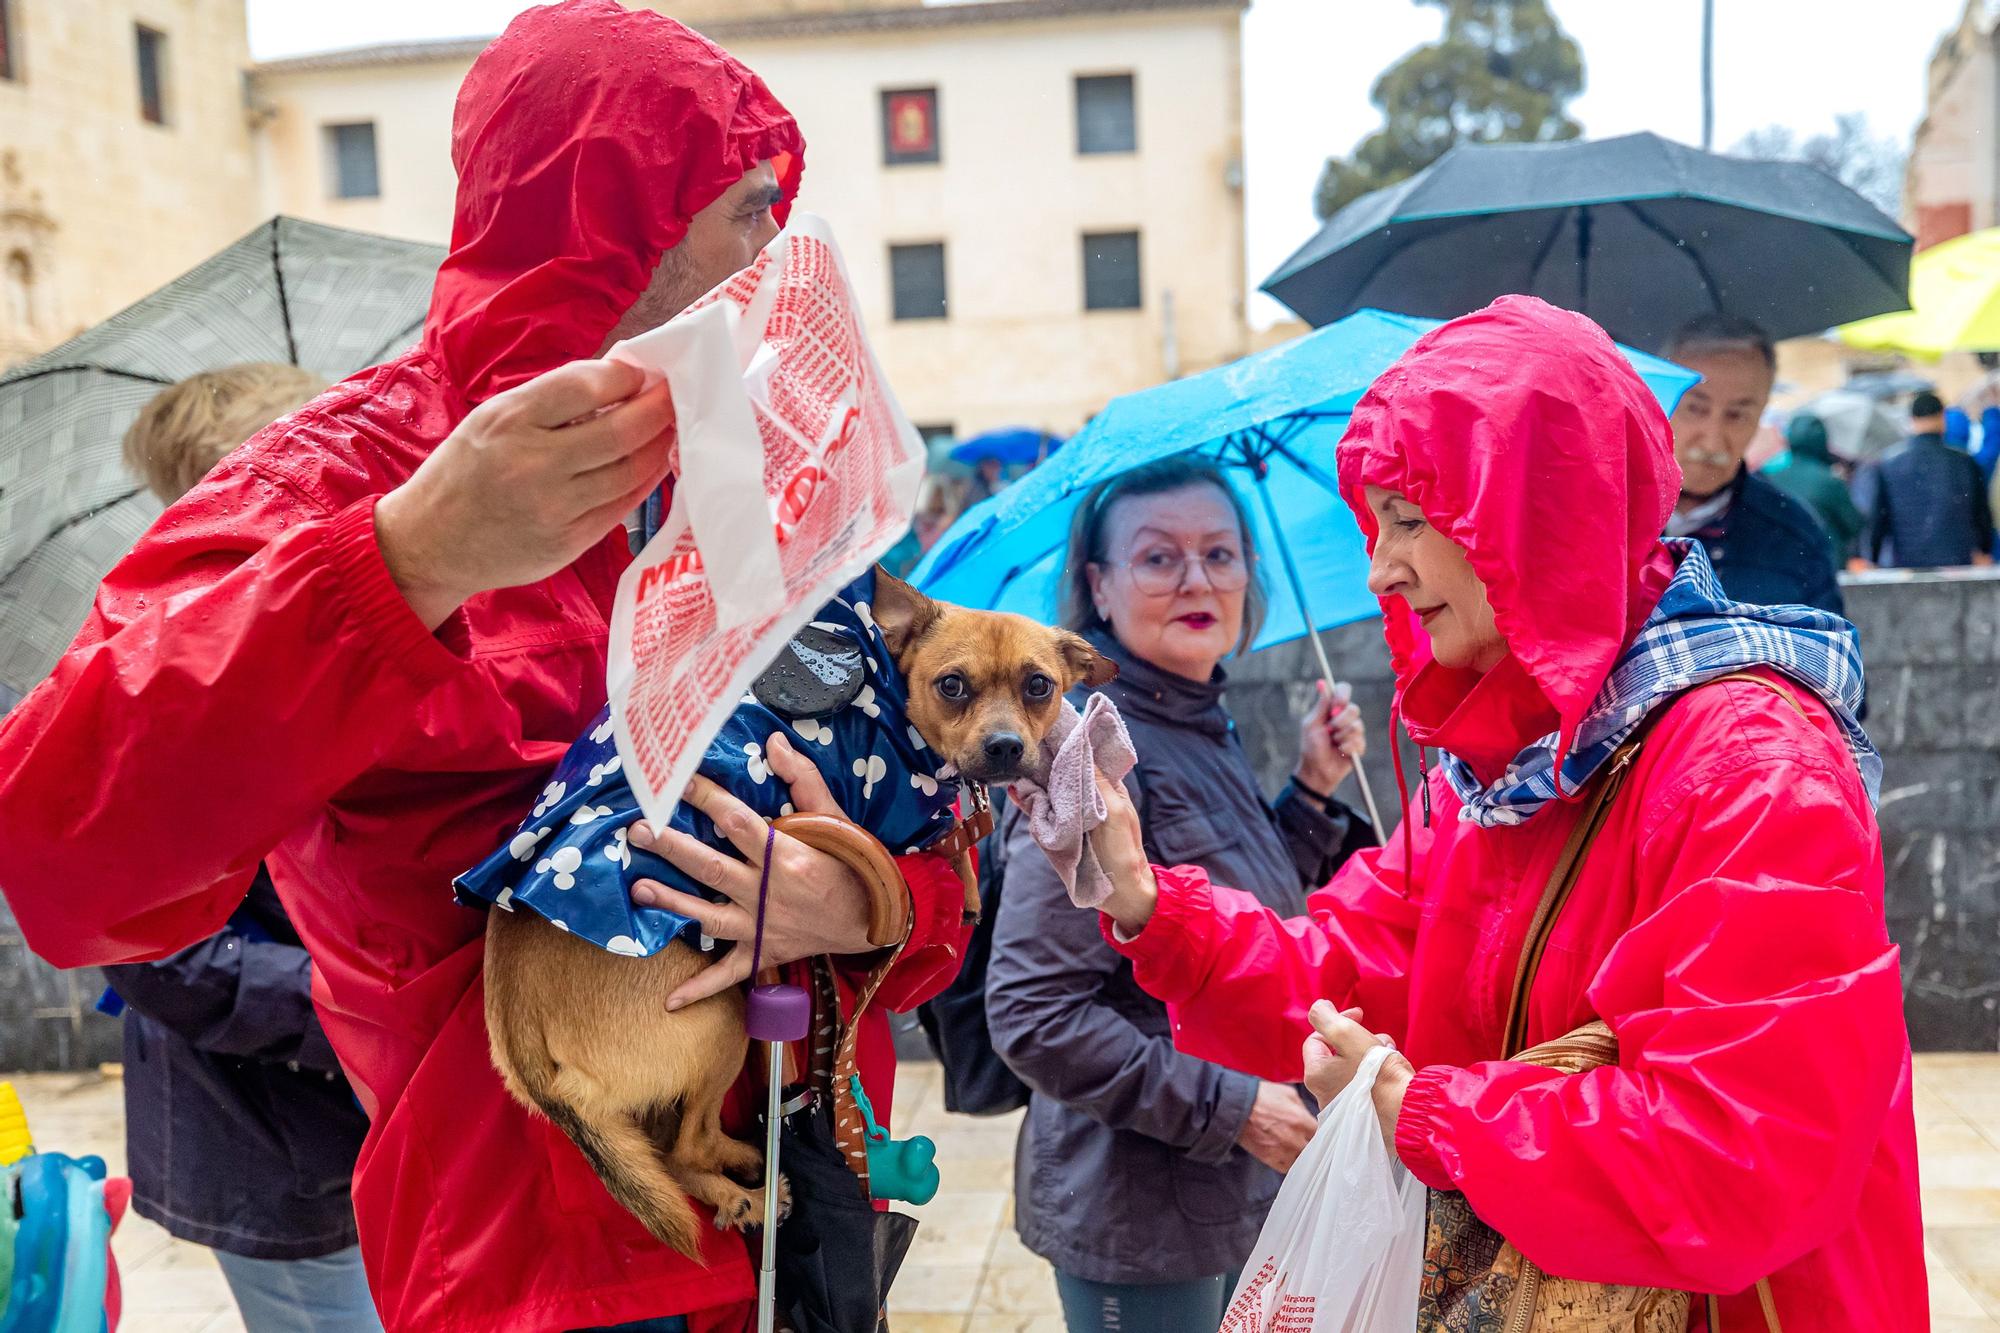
top-left (709, 1185), bottom-right (761, 1232)
top-left (776, 1172), bottom-right (793, 1222)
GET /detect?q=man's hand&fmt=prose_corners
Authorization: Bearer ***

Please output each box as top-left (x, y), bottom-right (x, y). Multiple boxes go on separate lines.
top-left (374, 359), bottom-right (676, 629)
top-left (1237, 1079), bottom-right (1318, 1174)
top-left (629, 733), bottom-right (876, 1010)
top-left (1303, 1001), bottom-right (1415, 1157)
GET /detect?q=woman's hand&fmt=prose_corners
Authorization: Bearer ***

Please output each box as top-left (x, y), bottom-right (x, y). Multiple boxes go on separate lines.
top-left (1294, 679), bottom-right (1366, 800)
top-left (1238, 1079), bottom-right (1319, 1174)
top-left (1088, 772), bottom-right (1159, 937)
top-left (630, 732), bottom-right (876, 1010)
top-left (1302, 1000), bottom-right (1415, 1156)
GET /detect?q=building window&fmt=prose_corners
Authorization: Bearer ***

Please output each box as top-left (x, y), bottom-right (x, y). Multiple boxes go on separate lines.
top-left (135, 24), bottom-right (167, 124)
top-left (1082, 231), bottom-right (1141, 311)
top-left (1, 1), bottom-right (18, 82)
top-left (881, 88), bottom-right (940, 166)
top-left (915, 423), bottom-right (956, 452)
top-left (1076, 74), bottom-right (1136, 155)
top-left (890, 243), bottom-right (947, 320)
top-left (4, 250), bottom-right (34, 331)
top-left (326, 123), bottom-right (381, 200)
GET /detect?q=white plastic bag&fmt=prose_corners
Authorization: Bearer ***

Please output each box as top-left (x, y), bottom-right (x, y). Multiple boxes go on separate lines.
top-left (602, 211), bottom-right (924, 824)
top-left (1219, 1044), bottom-right (1427, 1333)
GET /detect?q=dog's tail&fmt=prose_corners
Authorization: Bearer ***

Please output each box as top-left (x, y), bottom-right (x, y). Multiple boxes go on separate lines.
top-left (532, 1094), bottom-right (705, 1261)
top-left (486, 998), bottom-right (705, 1260)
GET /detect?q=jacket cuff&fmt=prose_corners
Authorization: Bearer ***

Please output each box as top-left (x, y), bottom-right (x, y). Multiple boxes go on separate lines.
top-left (870, 850), bottom-right (973, 1012)
top-left (1393, 1064), bottom-right (1458, 1191)
top-left (1187, 1068), bottom-right (1261, 1167)
top-left (1098, 864), bottom-right (1217, 1006)
top-left (325, 496), bottom-right (469, 687)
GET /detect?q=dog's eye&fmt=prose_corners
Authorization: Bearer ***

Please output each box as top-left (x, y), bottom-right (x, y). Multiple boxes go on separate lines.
top-left (936, 674), bottom-right (968, 701)
top-left (1024, 674), bottom-right (1055, 701)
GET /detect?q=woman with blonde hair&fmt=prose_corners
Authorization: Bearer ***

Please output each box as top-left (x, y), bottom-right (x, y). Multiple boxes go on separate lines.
top-left (122, 362), bottom-right (325, 503)
top-left (107, 361), bottom-right (385, 1333)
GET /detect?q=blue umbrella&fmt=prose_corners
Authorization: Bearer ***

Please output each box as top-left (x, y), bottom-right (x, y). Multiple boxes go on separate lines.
top-left (912, 308), bottom-right (1700, 836)
top-left (949, 427), bottom-right (1062, 467)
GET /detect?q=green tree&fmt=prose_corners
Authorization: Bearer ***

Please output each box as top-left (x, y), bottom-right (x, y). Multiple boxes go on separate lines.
top-left (1314, 0), bottom-right (1586, 220)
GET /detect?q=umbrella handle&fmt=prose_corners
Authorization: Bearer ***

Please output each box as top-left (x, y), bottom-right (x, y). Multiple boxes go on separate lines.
top-left (1342, 735), bottom-right (1388, 846)
top-left (758, 1034), bottom-right (787, 1333)
top-left (743, 827), bottom-right (811, 1333)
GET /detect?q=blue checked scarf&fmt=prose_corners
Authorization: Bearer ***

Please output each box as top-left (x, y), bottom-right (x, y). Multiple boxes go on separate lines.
top-left (1438, 540), bottom-right (1878, 829)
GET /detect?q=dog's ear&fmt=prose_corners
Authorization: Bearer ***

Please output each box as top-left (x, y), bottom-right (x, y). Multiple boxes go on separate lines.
top-left (1058, 632), bottom-right (1119, 689)
top-left (870, 566), bottom-right (943, 659)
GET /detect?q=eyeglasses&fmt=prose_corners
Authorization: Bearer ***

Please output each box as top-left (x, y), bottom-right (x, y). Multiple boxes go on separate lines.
top-left (1104, 546), bottom-right (1253, 596)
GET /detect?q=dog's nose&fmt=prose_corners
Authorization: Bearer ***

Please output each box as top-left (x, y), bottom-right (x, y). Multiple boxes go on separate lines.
top-left (982, 733), bottom-right (1025, 768)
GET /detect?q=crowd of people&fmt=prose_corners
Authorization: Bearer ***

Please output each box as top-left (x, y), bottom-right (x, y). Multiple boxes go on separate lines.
top-left (0, 3), bottom-right (1952, 1331)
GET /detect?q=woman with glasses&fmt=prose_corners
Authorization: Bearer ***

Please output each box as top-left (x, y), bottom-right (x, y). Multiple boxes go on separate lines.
top-left (983, 455), bottom-right (1377, 1333)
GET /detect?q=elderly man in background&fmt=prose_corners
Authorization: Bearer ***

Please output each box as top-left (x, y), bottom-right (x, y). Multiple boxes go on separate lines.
top-left (1663, 315), bottom-right (1844, 613)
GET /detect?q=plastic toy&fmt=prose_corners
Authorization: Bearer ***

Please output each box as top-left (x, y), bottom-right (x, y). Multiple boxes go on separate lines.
top-left (0, 1081), bottom-right (130, 1333)
top-left (847, 1075), bottom-right (939, 1206)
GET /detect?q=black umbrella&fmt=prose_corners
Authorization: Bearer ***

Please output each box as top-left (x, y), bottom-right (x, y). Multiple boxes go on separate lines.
top-left (1263, 132), bottom-right (1912, 352)
top-left (0, 217), bottom-right (443, 695)
top-left (771, 1090), bottom-right (918, 1333)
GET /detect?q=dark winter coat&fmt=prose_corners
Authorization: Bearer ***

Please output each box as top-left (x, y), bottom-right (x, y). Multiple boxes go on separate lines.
top-left (102, 870), bottom-right (367, 1260)
top-left (984, 630), bottom-right (1372, 1284)
top-left (1685, 466), bottom-right (1844, 614)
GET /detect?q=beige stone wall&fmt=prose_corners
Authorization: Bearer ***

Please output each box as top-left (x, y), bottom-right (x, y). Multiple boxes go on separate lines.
top-left (0, 0), bottom-right (258, 366)
top-left (1908, 1), bottom-right (1998, 248)
top-left (249, 4), bottom-right (1249, 437)
top-left (249, 57), bottom-right (465, 246)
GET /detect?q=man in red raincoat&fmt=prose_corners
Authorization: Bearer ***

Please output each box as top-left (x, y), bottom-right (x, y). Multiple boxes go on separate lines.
top-left (0, 6), bottom-right (969, 1330)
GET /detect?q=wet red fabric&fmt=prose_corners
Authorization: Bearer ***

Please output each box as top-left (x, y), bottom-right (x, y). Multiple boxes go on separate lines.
top-left (0, 6), bottom-right (969, 1330)
top-left (1106, 299), bottom-right (1924, 1329)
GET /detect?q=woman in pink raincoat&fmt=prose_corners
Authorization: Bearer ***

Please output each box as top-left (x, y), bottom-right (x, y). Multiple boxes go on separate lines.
top-left (1079, 297), bottom-right (1924, 1330)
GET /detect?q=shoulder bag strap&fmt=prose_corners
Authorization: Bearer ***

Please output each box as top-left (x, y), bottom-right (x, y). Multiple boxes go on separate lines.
top-left (1499, 677), bottom-right (1797, 1333)
top-left (1498, 733), bottom-right (1649, 1060)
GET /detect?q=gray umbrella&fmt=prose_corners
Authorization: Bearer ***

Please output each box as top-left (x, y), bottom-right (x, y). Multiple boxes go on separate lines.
top-left (1797, 389), bottom-right (1905, 463)
top-left (0, 216), bottom-right (443, 695)
top-left (1263, 132), bottom-right (1912, 352)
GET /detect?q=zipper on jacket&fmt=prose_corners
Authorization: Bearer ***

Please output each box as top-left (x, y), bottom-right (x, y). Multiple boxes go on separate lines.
top-left (1417, 746), bottom-right (1431, 826)
top-left (1503, 1260), bottom-right (1543, 1333)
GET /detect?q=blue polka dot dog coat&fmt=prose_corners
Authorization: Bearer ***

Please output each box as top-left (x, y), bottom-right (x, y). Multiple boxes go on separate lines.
top-left (454, 570), bottom-right (961, 955)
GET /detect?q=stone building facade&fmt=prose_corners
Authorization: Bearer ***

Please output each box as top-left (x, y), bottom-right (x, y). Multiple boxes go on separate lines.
top-left (0, 0), bottom-right (260, 366)
top-left (247, 0), bottom-right (1252, 439)
top-left (1908, 0), bottom-right (2000, 250)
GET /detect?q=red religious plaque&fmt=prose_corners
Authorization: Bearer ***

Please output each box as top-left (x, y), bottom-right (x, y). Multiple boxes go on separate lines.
top-left (882, 88), bottom-right (939, 165)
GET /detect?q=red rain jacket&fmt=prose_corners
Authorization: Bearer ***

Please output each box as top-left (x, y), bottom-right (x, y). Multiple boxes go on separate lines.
top-left (1108, 299), bottom-right (1925, 1330)
top-left (0, 7), bottom-right (971, 1329)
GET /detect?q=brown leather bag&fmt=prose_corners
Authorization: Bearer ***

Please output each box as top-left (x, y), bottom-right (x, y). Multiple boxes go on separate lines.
top-left (1414, 676), bottom-right (1794, 1333)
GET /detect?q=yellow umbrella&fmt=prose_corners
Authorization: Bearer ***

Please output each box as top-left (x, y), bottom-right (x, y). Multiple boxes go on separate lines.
top-left (1838, 227), bottom-right (2000, 356)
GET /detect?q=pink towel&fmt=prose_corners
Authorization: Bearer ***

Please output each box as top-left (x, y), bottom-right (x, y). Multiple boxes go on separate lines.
top-left (1009, 693), bottom-right (1137, 908)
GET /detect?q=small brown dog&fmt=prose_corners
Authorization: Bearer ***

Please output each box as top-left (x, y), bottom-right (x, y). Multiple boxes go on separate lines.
top-left (483, 569), bottom-right (1114, 1258)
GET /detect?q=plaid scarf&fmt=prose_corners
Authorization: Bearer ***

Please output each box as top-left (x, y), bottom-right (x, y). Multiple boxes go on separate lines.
top-left (1439, 540), bottom-right (1878, 828)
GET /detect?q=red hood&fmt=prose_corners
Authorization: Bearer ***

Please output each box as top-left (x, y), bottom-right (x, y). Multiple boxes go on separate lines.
top-left (1336, 296), bottom-right (1682, 761)
top-left (422, 0), bottom-right (804, 407)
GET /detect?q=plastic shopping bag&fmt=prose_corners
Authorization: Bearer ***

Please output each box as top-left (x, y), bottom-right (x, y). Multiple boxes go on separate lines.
top-left (1219, 1044), bottom-right (1426, 1333)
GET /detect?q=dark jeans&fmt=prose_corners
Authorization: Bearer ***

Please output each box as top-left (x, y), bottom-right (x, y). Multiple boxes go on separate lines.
top-left (570, 1320), bottom-right (689, 1332)
top-left (1054, 1269), bottom-right (1240, 1333)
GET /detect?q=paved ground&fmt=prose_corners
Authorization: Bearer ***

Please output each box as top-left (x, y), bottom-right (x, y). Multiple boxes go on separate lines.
top-left (9, 1054), bottom-right (2000, 1331)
